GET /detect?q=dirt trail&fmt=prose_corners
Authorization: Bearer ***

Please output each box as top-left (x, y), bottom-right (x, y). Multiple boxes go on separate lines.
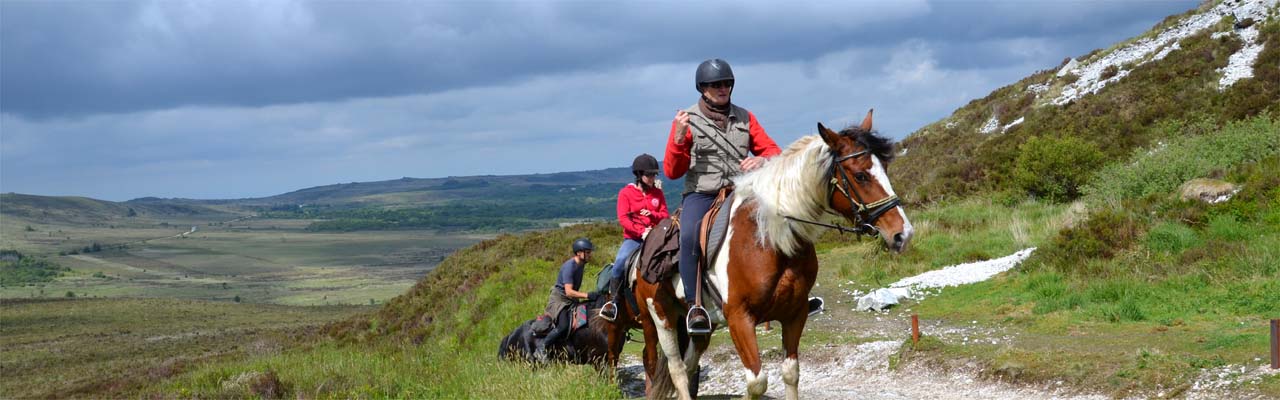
top-left (615, 337), bottom-right (1106, 400)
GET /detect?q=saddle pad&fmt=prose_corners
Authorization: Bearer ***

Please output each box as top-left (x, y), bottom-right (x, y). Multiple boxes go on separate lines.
top-left (570, 304), bottom-right (589, 334)
top-left (702, 191), bottom-right (736, 272)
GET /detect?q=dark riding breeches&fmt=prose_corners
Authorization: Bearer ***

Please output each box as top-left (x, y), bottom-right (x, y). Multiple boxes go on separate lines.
top-left (678, 192), bottom-right (716, 302)
top-left (542, 307), bottom-right (573, 346)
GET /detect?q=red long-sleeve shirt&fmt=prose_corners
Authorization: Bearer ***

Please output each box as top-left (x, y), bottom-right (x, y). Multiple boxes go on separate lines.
top-left (616, 183), bottom-right (669, 240)
top-left (663, 110), bottom-right (781, 179)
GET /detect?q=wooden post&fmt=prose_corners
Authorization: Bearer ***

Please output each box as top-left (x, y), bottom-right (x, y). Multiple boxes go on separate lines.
top-left (1271, 319), bottom-right (1278, 369)
top-left (911, 314), bottom-right (920, 348)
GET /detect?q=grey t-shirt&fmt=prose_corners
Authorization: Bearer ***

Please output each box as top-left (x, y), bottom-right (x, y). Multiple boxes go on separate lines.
top-left (554, 258), bottom-right (584, 295)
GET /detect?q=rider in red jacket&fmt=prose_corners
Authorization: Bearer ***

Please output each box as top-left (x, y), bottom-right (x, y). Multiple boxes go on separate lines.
top-left (600, 154), bottom-right (668, 321)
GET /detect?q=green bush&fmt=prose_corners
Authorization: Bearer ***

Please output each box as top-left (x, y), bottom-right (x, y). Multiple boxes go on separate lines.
top-left (1012, 135), bottom-right (1105, 202)
top-left (1145, 222), bottom-right (1199, 253)
top-left (1205, 214), bottom-right (1250, 241)
top-left (0, 251), bottom-right (69, 286)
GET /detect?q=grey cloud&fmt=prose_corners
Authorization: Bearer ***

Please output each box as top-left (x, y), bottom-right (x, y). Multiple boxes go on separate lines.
top-left (1, 0), bottom-right (1202, 200)
top-left (4, 0), bottom-right (1195, 119)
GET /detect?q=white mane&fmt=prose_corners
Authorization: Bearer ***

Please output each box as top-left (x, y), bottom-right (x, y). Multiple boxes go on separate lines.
top-left (732, 135), bottom-right (834, 256)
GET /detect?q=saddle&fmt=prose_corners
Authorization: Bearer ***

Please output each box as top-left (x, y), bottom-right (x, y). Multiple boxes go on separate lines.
top-left (530, 304), bottom-right (590, 339)
top-left (699, 187), bottom-right (735, 276)
top-left (695, 187), bottom-right (735, 309)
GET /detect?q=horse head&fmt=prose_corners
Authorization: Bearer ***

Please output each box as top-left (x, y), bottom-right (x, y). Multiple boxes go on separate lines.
top-left (817, 109), bottom-right (914, 252)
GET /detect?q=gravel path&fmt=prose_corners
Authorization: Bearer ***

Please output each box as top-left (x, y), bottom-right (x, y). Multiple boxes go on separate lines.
top-left (616, 340), bottom-right (1107, 400)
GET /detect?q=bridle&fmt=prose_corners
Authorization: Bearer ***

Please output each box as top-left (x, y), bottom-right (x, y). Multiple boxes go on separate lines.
top-left (784, 146), bottom-right (900, 237)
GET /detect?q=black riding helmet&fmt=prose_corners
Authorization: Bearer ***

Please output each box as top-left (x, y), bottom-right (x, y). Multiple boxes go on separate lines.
top-left (572, 238), bottom-right (594, 254)
top-left (695, 58), bottom-right (735, 93)
top-left (631, 153), bottom-right (659, 176)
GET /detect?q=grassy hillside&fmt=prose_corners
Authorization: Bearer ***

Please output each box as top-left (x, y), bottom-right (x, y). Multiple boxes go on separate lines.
top-left (140, 160), bottom-right (1277, 397)
top-left (892, 7), bottom-right (1280, 204)
top-left (0, 193), bottom-right (241, 225)
top-left (142, 224), bottom-right (630, 399)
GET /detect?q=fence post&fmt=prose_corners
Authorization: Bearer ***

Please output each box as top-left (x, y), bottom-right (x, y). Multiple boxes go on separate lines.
top-left (1271, 319), bottom-right (1278, 369)
top-left (911, 314), bottom-right (920, 348)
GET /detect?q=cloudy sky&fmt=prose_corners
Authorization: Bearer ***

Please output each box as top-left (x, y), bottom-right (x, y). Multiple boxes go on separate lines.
top-left (1, 0), bottom-right (1198, 201)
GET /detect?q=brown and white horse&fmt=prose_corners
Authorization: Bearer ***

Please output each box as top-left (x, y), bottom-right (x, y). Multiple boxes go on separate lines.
top-left (633, 110), bottom-right (913, 399)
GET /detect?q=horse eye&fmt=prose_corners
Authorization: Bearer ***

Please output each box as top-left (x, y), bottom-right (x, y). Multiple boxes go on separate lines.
top-left (854, 172), bottom-right (870, 183)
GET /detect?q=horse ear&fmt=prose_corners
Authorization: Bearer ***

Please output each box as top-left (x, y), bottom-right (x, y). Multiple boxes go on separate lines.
top-left (860, 109), bottom-right (874, 132)
top-left (817, 122), bottom-right (838, 145)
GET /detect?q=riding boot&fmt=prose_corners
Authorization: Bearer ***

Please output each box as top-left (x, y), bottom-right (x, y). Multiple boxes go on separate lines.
top-left (533, 339), bottom-right (549, 363)
top-left (599, 277), bottom-right (621, 322)
top-left (686, 300), bottom-right (711, 335)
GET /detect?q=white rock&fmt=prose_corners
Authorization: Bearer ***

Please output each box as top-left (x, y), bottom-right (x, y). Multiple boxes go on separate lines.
top-left (1055, 58), bottom-right (1079, 77)
top-left (856, 287), bottom-right (911, 311)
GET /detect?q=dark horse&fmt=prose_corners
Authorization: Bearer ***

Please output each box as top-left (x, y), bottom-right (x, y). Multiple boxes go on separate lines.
top-left (498, 296), bottom-right (615, 369)
top-left (633, 110), bottom-right (914, 400)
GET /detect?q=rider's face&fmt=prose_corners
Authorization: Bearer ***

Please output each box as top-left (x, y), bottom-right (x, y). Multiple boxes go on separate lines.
top-left (640, 172), bottom-right (657, 186)
top-left (700, 81), bottom-right (733, 106)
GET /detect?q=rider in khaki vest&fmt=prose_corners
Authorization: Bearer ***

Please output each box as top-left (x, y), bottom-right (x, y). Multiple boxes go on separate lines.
top-left (663, 59), bottom-right (781, 334)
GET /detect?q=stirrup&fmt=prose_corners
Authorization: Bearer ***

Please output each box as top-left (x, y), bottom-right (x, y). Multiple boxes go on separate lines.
top-left (686, 305), bottom-right (711, 335)
top-left (807, 297), bottom-right (825, 317)
top-left (599, 302), bottom-right (617, 322)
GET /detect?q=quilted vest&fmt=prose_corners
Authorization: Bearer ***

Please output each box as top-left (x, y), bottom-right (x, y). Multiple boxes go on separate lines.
top-left (682, 103), bottom-right (752, 195)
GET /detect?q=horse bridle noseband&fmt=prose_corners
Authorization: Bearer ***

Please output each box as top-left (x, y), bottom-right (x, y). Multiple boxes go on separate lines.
top-left (785, 148), bottom-right (900, 237)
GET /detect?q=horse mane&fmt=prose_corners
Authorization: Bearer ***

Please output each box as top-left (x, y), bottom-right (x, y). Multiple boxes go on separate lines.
top-left (732, 127), bottom-right (894, 256)
top-left (733, 135), bottom-right (833, 256)
top-left (843, 126), bottom-right (895, 165)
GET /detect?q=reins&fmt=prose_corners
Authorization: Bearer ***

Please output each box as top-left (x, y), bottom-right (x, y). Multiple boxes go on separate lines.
top-left (781, 147), bottom-right (900, 238)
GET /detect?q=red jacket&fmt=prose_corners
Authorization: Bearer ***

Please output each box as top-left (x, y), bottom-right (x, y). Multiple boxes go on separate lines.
top-left (663, 110), bottom-right (781, 179)
top-left (617, 183), bottom-right (669, 240)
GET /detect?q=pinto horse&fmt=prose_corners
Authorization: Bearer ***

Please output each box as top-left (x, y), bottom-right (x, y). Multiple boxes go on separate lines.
top-left (633, 110), bottom-right (914, 400)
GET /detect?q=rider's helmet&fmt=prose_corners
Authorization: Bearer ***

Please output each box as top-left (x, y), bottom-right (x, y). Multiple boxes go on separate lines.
top-left (572, 238), bottom-right (594, 254)
top-left (695, 58), bottom-right (735, 93)
top-left (631, 153), bottom-right (659, 177)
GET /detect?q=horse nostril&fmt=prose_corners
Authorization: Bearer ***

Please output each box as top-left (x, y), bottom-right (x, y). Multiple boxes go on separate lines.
top-left (892, 233), bottom-right (906, 252)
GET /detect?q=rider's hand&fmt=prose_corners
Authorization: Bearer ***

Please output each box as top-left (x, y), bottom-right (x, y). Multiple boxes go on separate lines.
top-left (740, 156), bottom-right (766, 172)
top-left (674, 110), bottom-right (691, 145)
top-left (642, 227), bottom-right (652, 239)
top-left (639, 209), bottom-right (651, 217)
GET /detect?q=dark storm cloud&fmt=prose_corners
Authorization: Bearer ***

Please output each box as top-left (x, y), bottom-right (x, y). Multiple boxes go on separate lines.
top-left (4, 0), bottom-right (1194, 119)
top-left (0, 0), bottom-right (1202, 200)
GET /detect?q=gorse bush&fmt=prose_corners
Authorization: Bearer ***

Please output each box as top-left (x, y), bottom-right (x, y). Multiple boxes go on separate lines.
top-left (1012, 135), bottom-right (1105, 202)
top-left (1082, 114), bottom-right (1280, 203)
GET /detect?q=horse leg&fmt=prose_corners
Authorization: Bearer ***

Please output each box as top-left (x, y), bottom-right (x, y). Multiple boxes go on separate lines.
top-left (641, 321), bottom-right (661, 399)
top-left (727, 315), bottom-right (767, 399)
top-left (684, 335), bottom-right (711, 398)
top-left (646, 298), bottom-right (694, 400)
top-left (780, 316), bottom-right (808, 400)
